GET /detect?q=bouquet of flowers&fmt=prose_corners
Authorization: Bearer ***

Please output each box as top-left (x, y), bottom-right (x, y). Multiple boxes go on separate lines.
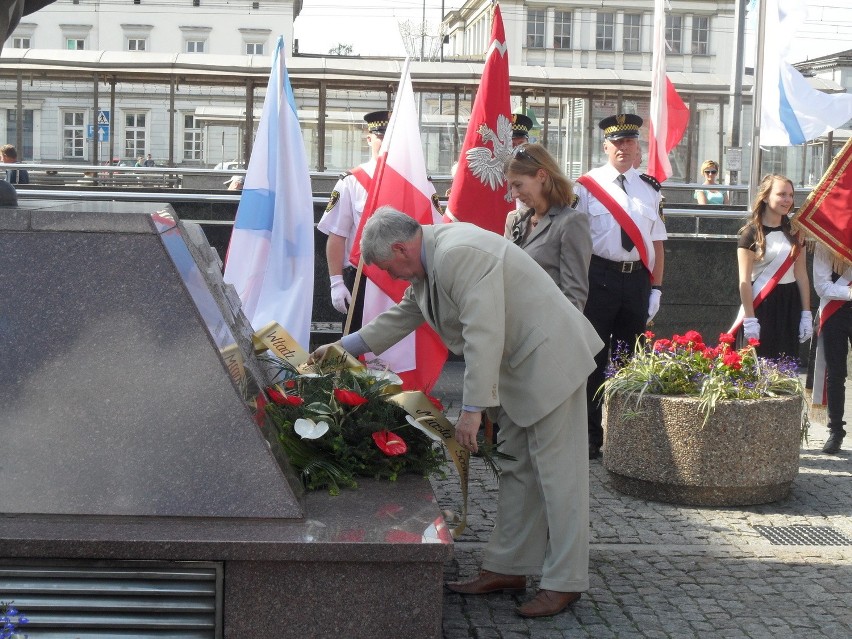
top-left (601, 330), bottom-right (805, 426)
top-left (260, 356), bottom-right (448, 495)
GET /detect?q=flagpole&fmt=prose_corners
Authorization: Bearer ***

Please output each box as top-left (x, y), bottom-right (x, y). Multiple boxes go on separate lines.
top-left (748, 0), bottom-right (769, 206)
top-left (342, 259), bottom-right (364, 337)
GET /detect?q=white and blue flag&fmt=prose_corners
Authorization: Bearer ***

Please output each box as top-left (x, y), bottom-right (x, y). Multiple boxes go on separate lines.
top-left (758, 0), bottom-right (852, 146)
top-left (224, 36), bottom-right (314, 348)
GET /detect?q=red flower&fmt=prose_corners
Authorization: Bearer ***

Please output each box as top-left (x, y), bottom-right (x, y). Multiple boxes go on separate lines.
top-left (718, 333), bottom-right (736, 345)
top-left (267, 386), bottom-right (304, 406)
top-left (372, 430), bottom-right (408, 456)
top-left (701, 347), bottom-right (717, 359)
top-left (334, 388), bottom-right (369, 406)
top-left (683, 330), bottom-right (703, 344)
top-left (748, 338), bottom-right (761, 347)
top-left (643, 330), bottom-right (655, 340)
top-left (653, 339), bottom-right (672, 351)
top-left (722, 351), bottom-right (742, 370)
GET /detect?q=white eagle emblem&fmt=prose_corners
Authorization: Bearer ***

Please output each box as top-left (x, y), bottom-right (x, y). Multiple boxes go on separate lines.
top-left (465, 113), bottom-right (514, 202)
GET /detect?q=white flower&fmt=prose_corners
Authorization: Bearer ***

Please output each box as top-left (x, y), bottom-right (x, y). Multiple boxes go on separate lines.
top-left (405, 415), bottom-right (442, 442)
top-left (294, 418), bottom-right (329, 439)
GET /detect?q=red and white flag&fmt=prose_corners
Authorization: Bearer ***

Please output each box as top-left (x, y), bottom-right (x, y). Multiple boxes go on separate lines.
top-left (348, 59), bottom-right (448, 393)
top-left (444, 3), bottom-right (514, 235)
top-left (647, 0), bottom-right (689, 182)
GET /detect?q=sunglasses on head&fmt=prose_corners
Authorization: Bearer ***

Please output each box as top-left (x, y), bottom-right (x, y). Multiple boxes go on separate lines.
top-left (512, 145), bottom-right (543, 166)
top-left (704, 169), bottom-right (718, 174)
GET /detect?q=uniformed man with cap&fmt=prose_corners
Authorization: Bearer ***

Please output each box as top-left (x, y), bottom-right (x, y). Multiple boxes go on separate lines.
top-left (318, 110), bottom-right (390, 329)
top-left (574, 113), bottom-right (667, 460)
top-left (511, 113), bottom-right (533, 147)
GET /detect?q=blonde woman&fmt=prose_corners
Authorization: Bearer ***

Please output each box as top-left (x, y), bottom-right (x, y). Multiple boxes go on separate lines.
top-left (694, 160), bottom-right (729, 205)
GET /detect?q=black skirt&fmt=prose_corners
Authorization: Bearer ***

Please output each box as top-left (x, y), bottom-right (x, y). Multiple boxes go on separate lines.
top-left (752, 281), bottom-right (801, 361)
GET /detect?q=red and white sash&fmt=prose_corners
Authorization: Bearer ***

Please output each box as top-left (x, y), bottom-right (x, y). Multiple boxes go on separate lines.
top-left (728, 242), bottom-right (800, 335)
top-left (576, 174), bottom-right (653, 274)
top-left (811, 283), bottom-right (851, 406)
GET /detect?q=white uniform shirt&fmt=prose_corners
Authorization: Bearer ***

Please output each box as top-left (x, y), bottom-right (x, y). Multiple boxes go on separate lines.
top-left (317, 158), bottom-right (376, 267)
top-left (813, 243), bottom-right (852, 301)
top-left (574, 163), bottom-right (666, 268)
top-left (748, 227), bottom-right (797, 285)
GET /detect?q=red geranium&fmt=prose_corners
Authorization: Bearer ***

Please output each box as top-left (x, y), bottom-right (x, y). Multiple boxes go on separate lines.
top-left (372, 430), bottom-right (408, 456)
top-left (267, 386), bottom-right (304, 406)
top-left (334, 388), bottom-right (369, 406)
top-left (718, 333), bottom-right (736, 345)
top-left (683, 330), bottom-right (703, 344)
top-left (722, 351), bottom-right (742, 370)
top-left (748, 337), bottom-right (761, 347)
top-left (644, 330), bottom-right (655, 340)
top-left (653, 339), bottom-right (672, 351)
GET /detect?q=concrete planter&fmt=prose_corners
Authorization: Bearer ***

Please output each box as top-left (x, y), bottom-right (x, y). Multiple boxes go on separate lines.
top-left (603, 393), bottom-right (804, 506)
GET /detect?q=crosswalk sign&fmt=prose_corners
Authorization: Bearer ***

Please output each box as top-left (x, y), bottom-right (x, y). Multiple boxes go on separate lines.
top-left (97, 110), bottom-right (110, 126)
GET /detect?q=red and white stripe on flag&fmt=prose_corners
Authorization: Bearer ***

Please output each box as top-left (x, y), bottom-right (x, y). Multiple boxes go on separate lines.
top-left (348, 59), bottom-right (448, 393)
top-left (444, 3), bottom-right (514, 235)
top-left (647, 0), bottom-right (689, 183)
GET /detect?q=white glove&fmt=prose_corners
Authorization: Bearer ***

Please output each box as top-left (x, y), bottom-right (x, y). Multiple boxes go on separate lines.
top-left (799, 310), bottom-right (813, 343)
top-left (743, 316), bottom-right (760, 341)
top-left (329, 275), bottom-right (352, 314)
top-left (647, 288), bottom-right (662, 322)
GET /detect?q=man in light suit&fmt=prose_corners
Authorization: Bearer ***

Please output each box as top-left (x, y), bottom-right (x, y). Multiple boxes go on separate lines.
top-left (310, 207), bottom-right (603, 618)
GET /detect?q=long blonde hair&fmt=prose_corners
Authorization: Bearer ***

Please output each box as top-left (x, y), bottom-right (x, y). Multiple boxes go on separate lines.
top-left (739, 174), bottom-right (796, 260)
top-left (504, 143), bottom-right (574, 209)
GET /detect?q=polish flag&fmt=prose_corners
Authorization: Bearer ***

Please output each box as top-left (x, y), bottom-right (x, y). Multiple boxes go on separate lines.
top-left (348, 59), bottom-right (448, 393)
top-left (444, 3), bottom-right (514, 235)
top-left (647, 0), bottom-right (689, 182)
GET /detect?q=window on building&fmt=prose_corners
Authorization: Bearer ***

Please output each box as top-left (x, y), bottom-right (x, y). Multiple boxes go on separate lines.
top-left (63, 111), bottom-right (85, 159)
top-left (666, 15), bottom-right (683, 54)
top-left (245, 42), bottom-right (264, 55)
top-left (6, 109), bottom-right (34, 159)
top-left (596, 13), bottom-right (615, 51)
top-left (183, 114), bottom-right (203, 161)
top-left (66, 38), bottom-right (85, 50)
top-left (124, 112), bottom-right (147, 159)
top-left (554, 11), bottom-right (572, 50)
top-left (186, 39), bottom-right (205, 53)
top-left (12, 36), bottom-right (31, 48)
top-left (527, 9), bottom-right (545, 49)
top-left (127, 38), bottom-right (146, 52)
top-left (692, 16), bottom-right (709, 55)
top-left (623, 13), bottom-right (642, 52)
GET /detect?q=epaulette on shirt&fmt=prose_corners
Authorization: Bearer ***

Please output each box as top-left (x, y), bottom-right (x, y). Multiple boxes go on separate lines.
top-left (570, 194), bottom-right (580, 209)
top-left (640, 173), bottom-right (662, 191)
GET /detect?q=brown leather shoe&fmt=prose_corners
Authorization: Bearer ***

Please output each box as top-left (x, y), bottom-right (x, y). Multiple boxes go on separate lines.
top-left (515, 589), bottom-right (581, 617)
top-left (446, 570), bottom-right (526, 594)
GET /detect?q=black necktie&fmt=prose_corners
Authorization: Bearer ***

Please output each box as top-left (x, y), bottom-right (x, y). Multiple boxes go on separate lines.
top-left (616, 174), bottom-right (634, 252)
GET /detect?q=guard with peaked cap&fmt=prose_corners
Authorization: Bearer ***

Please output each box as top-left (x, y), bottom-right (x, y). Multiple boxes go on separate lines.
top-left (511, 113), bottom-right (533, 146)
top-left (317, 110), bottom-right (391, 329)
top-left (573, 112), bottom-right (667, 460)
top-left (364, 110), bottom-right (391, 136)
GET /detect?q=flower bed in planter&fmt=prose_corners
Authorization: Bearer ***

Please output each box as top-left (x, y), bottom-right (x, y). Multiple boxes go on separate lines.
top-left (604, 392), bottom-right (803, 506)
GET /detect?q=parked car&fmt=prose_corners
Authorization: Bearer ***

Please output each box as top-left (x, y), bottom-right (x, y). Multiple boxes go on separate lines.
top-left (213, 160), bottom-right (245, 171)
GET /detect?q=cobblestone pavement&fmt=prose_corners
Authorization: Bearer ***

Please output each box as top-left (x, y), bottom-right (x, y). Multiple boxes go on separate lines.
top-left (430, 362), bottom-right (852, 639)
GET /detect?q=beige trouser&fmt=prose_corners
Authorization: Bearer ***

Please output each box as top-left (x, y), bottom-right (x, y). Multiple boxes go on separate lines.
top-left (481, 385), bottom-right (590, 592)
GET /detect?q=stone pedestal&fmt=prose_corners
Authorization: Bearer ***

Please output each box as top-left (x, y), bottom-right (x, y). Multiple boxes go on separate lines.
top-left (604, 393), bottom-right (804, 506)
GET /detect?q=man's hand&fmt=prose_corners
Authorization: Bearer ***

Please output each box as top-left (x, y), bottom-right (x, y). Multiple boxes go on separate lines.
top-left (330, 275), bottom-right (352, 314)
top-left (647, 288), bottom-right (662, 323)
top-left (454, 410), bottom-right (483, 454)
top-left (307, 341), bottom-right (339, 365)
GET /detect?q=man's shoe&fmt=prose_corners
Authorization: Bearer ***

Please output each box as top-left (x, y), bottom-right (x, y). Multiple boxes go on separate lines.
top-left (446, 570), bottom-right (526, 594)
top-left (823, 431), bottom-right (845, 454)
top-left (516, 589), bottom-right (581, 618)
top-left (589, 444), bottom-right (601, 460)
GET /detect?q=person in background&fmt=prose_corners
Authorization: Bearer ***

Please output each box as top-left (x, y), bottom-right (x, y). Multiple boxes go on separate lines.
top-left (1, 144), bottom-right (29, 185)
top-left (511, 113), bottom-right (533, 147)
top-left (694, 160), bottom-right (729, 205)
top-left (504, 143), bottom-right (591, 311)
top-left (811, 242), bottom-right (850, 454)
top-left (134, 156), bottom-right (144, 167)
top-left (309, 207), bottom-right (603, 619)
top-left (317, 110), bottom-right (390, 329)
top-left (736, 174), bottom-right (811, 360)
top-left (224, 175), bottom-right (244, 191)
top-left (143, 153), bottom-right (155, 167)
top-left (573, 114), bottom-right (667, 460)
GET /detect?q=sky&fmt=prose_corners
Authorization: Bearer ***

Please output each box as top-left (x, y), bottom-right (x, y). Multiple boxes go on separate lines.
top-left (293, 0), bottom-right (852, 63)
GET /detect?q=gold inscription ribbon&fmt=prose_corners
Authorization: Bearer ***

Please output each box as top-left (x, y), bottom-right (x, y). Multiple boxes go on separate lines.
top-left (252, 322), bottom-right (469, 538)
top-left (219, 342), bottom-right (246, 389)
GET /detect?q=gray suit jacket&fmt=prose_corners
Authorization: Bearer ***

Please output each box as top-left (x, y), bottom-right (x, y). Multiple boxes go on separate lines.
top-left (358, 223), bottom-right (603, 427)
top-left (505, 204), bottom-right (592, 310)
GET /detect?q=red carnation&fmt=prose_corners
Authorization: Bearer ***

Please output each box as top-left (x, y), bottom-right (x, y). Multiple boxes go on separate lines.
top-left (372, 430), bottom-right (408, 456)
top-left (334, 388), bottom-right (369, 406)
top-left (267, 386), bottom-right (304, 406)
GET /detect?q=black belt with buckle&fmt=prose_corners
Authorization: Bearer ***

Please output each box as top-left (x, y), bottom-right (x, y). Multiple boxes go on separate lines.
top-left (591, 254), bottom-right (646, 274)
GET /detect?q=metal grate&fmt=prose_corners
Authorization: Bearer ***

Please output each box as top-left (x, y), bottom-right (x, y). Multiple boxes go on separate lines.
top-left (752, 525), bottom-right (852, 546)
top-left (0, 560), bottom-right (222, 638)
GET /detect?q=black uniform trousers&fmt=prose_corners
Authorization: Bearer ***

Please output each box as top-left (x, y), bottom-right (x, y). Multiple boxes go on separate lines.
top-left (583, 256), bottom-right (651, 449)
top-left (342, 265), bottom-right (366, 332)
top-left (822, 302), bottom-right (852, 434)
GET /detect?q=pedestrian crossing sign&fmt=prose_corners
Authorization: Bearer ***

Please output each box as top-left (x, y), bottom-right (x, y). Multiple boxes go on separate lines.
top-left (97, 110), bottom-right (110, 126)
